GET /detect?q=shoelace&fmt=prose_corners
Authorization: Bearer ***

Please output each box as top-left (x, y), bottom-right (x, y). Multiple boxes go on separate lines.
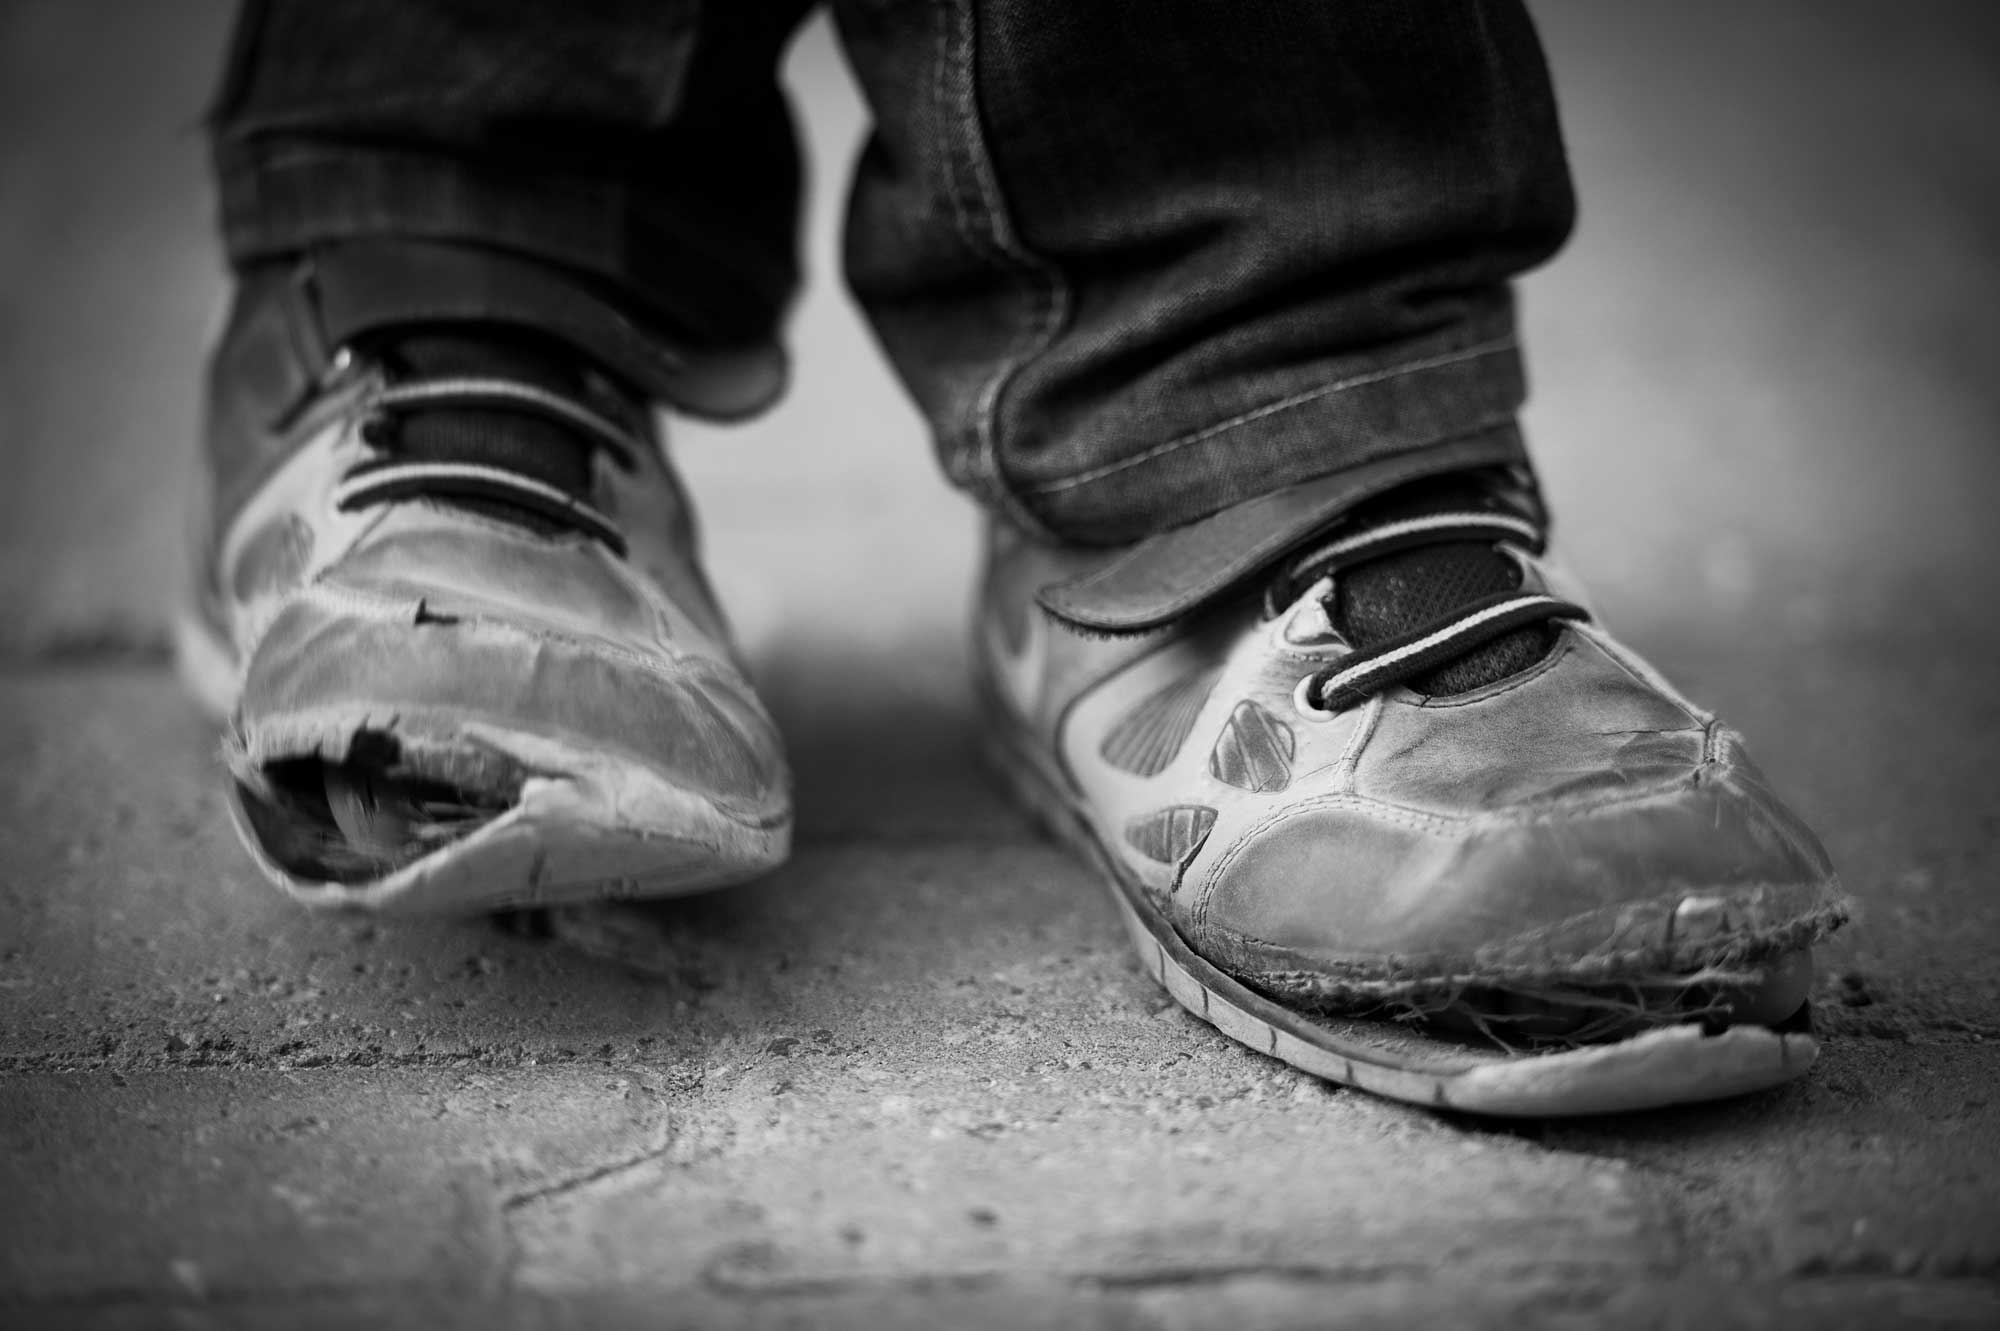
top-left (1277, 510), bottom-right (1591, 718)
top-left (331, 375), bottom-right (646, 557)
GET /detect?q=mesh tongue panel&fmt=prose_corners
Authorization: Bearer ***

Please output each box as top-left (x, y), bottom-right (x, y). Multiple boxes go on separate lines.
top-left (1331, 484), bottom-right (1555, 697)
top-left (379, 330), bottom-right (596, 528)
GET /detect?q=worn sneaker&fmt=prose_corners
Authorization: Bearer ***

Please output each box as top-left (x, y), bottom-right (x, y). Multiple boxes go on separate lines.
top-left (976, 470), bottom-right (1847, 1116)
top-left (177, 250), bottom-right (791, 912)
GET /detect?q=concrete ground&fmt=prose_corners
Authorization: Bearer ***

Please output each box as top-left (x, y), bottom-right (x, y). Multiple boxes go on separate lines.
top-left (4, 2), bottom-right (1998, 1327)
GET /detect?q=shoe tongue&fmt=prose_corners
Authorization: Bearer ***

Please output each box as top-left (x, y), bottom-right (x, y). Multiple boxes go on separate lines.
top-left (1331, 481), bottom-right (1555, 697)
top-left (384, 330), bottom-right (595, 501)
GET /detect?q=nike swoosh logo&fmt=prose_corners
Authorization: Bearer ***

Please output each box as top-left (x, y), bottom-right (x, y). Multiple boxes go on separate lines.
top-left (989, 600), bottom-right (1048, 721)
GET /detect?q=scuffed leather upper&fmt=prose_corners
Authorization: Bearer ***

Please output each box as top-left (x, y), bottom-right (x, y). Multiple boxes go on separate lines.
top-left (978, 520), bottom-right (1845, 994)
top-left (194, 281), bottom-right (789, 831)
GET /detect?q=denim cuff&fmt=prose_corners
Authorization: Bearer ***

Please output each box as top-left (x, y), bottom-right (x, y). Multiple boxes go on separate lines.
top-left (1008, 322), bottom-right (1533, 545)
top-left (1034, 428), bottom-right (1533, 631)
top-left (215, 143), bottom-right (794, 356)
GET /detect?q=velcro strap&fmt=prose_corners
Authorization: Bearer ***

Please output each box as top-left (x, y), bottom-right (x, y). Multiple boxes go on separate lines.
top-left (1033, 432), bottom-right (1528, 634)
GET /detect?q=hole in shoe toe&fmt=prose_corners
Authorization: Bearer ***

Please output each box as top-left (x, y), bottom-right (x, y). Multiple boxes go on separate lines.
top-left (234, 730), bottom-right (521, 884)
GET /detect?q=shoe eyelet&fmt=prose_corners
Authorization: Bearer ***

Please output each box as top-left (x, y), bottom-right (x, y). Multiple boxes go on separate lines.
top-left (1292, 674), bottom-right (1338, 721)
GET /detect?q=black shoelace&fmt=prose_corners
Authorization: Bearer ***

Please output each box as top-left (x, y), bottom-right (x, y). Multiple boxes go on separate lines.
top-left (1275, 509), bottom-right (1591, 717)
top-left (333, 373), bottom-right (644, 557)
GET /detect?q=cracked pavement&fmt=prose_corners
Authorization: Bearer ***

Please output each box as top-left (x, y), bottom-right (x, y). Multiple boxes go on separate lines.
top-left (4, 2), bottom-right (2000, 1327)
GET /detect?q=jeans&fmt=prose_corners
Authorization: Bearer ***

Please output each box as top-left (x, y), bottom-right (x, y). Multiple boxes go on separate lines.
top-left (209, 0), bottom-right (1575, 546)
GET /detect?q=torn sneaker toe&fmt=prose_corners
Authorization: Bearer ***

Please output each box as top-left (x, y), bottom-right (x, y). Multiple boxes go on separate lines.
top-left (233, 730), bottom-right (518, 885)
top-left (975, 475), bottom-right (1848, 1115)
top-left (182, 266), bottom-right (793, 911)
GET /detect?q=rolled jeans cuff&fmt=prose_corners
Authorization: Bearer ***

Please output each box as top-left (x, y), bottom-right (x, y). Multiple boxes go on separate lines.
top-left (1008, 321), bottom-right (1534, 545)
top-left (215, 142), bottom-right (793, 359)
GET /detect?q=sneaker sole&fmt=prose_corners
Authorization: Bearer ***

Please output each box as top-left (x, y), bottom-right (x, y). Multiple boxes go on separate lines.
top-left (175, 607), bottom-right (789, 913)
top-left (975, 679), bottom-right (1819, 1118)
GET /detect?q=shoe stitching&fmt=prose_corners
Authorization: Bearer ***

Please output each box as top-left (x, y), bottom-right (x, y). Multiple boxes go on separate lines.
top-left (1026, 337), bottom-right (1516, 496)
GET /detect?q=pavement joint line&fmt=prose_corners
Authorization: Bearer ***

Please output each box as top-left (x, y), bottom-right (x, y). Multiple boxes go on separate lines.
top-left (1062, 1260), bottom-right (1440, 1290)
top-left (501, 1123), bottom-right (681, 1214)
top-left (0, 632), bottom-right (173, 669)
top-left (0, 1278), bottom-right (493, 1314)
top-left (0, 1054), bottom-right (702, 1076)
top-left (692, 1259), bottom-right (1460, 1300)
top-left (0, 1030), bottom-right (1961, 1078)
top-left (684, 1258), bottom-right (2000, 1300)
top-left (1782, 1255), bottom-right (2000, 1281)
top-left (674, 1254), bottom-right (1688, 1300)
top-left (3, 1276), bottom-right (1996, 1320)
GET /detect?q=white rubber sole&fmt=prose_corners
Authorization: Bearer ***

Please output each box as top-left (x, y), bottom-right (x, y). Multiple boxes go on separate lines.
top-left (979, 691), bottom-right (1819, 1118)
top-left (175, 607), bottom-right (790, 914)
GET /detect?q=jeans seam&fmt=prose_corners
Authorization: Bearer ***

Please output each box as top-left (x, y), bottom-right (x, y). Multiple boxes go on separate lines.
top-left (226, 142), bottom-right (613, 198)
top-left (1024, 335), bottom-right (1520, 496)
top-left (937, 0), bottom-right (1068, 537)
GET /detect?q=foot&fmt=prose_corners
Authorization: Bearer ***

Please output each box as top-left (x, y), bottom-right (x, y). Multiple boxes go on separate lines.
top-left (976, 473), bottom-right (1847, 1115)
top-left (179, 269), bottom-right (790, 912)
